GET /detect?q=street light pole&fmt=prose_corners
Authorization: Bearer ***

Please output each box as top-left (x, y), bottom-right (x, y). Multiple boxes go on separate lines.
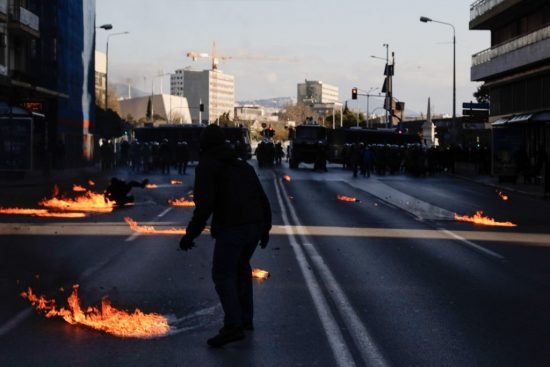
top-left (105, 31), bottom-right (129, 111)
top-left (420, 16), bottom-right (456, 128)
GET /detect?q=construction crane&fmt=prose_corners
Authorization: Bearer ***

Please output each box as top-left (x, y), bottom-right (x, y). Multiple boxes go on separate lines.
top-left (186, 41), bottom-right (295, 70)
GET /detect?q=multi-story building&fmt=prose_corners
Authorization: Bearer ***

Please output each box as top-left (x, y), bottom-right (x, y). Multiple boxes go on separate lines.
top-left (170, 68), bottom-right (184, 97)
top-left (95, 51), bottom-right (106, 109)
top-left (297, 80), bottom-right (339, 105)
top-left (183, 69), bottom-right (235, 124)
top-left (470, 0), bottom-right (550, 182)
top-left (0, 0), bottom-right (95, 170)
top-left (234, 105), bottom-right (264, 122)
top-left (119, 94), bottom-right (192, 125)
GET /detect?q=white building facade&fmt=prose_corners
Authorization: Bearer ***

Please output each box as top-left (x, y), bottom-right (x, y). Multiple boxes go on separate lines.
top-left (95, 51), bottom-right (107, 108)
top-left (170, 69), bottom-right (185, 97)
top-left (297, 80), bottom-right (339, 105)
top-left (183, 69), bottom-right (235, 124)
top-left (119, 94), bottom-right (192, 124)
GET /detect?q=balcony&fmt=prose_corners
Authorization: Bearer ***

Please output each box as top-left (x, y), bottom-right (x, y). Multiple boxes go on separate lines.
top-left (0, 0), bottom-right (6, 21)
top-left (471, 25), bottom-right (550, 81)
top-left (9, 5), bottom-right (39, 38)
top-left (470, 0), bottom-right (521, 29)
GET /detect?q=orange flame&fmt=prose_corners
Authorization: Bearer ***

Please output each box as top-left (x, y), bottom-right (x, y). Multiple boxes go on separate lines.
top-left (252, 268), bottom-right (270, 281)
top-left (283, 175), bottom-right (291, 182)
top-left (124, 217), bottom-right (187, 235)
top-left (0, 208), bottom-right (86, 218)
top-left (337, 195), bottom-right (360, 203)
top-left (21, 285), bottom-right (170, 338)
top-left (145, 184), bottom-right (158, 189)
top-left (88, 180), bottom-right (96, 186)
top-left (168, 198), bottom-right (195, 207)
top-left (52, 184), bottom-right (59, 198)
top-left (73, 184), bottom-right (86, 192)
top-left (170, 180), bottom-right (183, 185)
top-left (40, 191), bottom-right (115, 213)
top-left (498, 191), bottom-right (509, 201)
top-left (454, 211), bottom-right (517, 227)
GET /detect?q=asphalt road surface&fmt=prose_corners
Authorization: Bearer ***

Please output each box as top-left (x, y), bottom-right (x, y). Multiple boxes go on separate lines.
top-left (1, 162), bottom-right (550, 367)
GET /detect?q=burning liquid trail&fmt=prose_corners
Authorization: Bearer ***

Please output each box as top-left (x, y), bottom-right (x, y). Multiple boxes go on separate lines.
top-left (40, 191), bottom-right (115, 213)
top-left (454, 211), bottom-right (517, 227)
top-left (88, 180), bottom-right (96, 186)
top-left (145, 184), bottom-right (158, 189)
top-left (0, 208), bottom-right (86, 218)
top-left (125, 217), bottom-right (187, 235)
top-left (168, 198), bottom-right (195, 207)
top-left (73, 185), bottom-right (86, 192)
top-left (283, 175), bottom-right (291, 182)
top-left (21, 285), bottom-right (170, 338)
top-left (252, 268), bottom-right (270, 281)
top-left (498, 191), bottom-right (509, 201)
top-left (170, 180), bottom-right (183, 185)
top-left (337, 195), bottom-right (360, 203)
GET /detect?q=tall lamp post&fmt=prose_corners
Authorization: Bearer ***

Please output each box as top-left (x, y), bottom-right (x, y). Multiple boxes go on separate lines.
top-left (420, 16), bottom-right (456, 129)
top-left (105, 31), bottom-right (129, 111)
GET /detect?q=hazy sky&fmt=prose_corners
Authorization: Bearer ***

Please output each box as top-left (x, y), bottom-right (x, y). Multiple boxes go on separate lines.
top-left (96, 0), bottom-right (490, 116)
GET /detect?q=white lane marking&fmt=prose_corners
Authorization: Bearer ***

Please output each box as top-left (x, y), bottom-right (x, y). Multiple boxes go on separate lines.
top-left (0, 308), bottom-right (33, 337)
top-left (278, 178), bottom-right (388, 367)
top-left (273, 177), bottom-right (357, 367)
top-left (157, 207), bottom-right (173, 218)
top-left (439, 228), bottom-right (505, 260)
top-left (124, 232), bottom-right (141, 242)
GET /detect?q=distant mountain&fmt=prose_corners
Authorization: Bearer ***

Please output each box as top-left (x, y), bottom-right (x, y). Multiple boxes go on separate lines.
top-left (113, 83), bottom-right (149, 99)
top-left (236, 97), bottom-right (294, 109)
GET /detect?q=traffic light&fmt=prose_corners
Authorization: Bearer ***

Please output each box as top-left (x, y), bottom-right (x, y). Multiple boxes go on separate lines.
top-left (351, 87), bottom-right (358, 100)
top-left (199, 103), bottom-right (204, 112)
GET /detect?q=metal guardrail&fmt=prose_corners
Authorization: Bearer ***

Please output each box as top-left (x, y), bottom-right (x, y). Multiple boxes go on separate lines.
top-left (470, 0), bottom-right (506, 21)
top-left (472, 25), bottom-right (550, 66)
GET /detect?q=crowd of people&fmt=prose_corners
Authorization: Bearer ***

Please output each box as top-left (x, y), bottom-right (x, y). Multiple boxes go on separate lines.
top-left (255, 141), bottom-right (285, 168)
top-left (99, 139), bottom-right (190, 174)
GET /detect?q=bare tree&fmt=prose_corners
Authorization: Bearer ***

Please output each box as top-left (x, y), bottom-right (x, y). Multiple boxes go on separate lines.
top-left (279, 102), bottom-right (318, 124)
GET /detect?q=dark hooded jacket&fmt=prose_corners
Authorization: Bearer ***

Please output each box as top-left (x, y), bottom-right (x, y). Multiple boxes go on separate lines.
top-left (185, 144), bottom-right (272, 240)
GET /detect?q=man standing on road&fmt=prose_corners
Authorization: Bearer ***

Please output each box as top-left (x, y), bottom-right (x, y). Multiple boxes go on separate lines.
top-left (179, 124), bottom-right (272, 348)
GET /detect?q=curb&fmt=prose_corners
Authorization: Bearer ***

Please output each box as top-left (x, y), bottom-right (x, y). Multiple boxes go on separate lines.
top-left (447, 173), bottom-right (546, 199)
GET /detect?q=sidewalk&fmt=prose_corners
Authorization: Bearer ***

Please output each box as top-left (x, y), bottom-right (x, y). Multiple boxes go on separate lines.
top-left (0, 165), bottom-right (107, 188)
top-left (450, 173), bottom-right (547, 199)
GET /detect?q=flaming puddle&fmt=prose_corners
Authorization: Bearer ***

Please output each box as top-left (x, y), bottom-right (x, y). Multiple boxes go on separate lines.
top-left (168, 198), bottom-right (195, 207)
top-left (0, 208), bottom-right (86, 218)
top-left (337, 195), bottom-right (360, 203)
top-left (125, 217), bottom-right (187, 235)
top-left (497, 191), bottom-right (509, 201)
top-left (0, 184), bottom-right (117, 218)
top-left (454, 211), bottom-right (517, 227)
top-left (170, 180), bottom-right (183, 185)
top-left (145, 184), bottom-right (158, 189)
top-left (283, 175), bottom-right (291, 182)
top-left (21, 285), bottom-right (170, 338)
top-left (252, 268), bottom-right (270, 281)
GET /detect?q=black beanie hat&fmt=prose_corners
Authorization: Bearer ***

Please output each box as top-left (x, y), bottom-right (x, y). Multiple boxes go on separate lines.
top-left (200, 124), bottom-right (226, 151)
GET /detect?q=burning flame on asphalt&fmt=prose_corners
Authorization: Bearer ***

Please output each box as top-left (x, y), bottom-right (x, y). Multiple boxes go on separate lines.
top-left (498, 191), bottom-right (509, 201)
top-left (124, 217), bottom-right (187, 235)
top-left (73, 185), bottom-right (86, 192)
top-left (0, 208), bottom-right (86, 218)
top-left (40, 191), bottom-right (115, 213)
top-left (283, 175), bottom-right (291, 182)
top-left (337, 195), bottom-right (360, 203)
top-left (145, 184), bottom-right (158, 189)
top-left (170, 180), bottom-right (183, 185)
top-left (168, 198), bottom-right (195, 207)
top-left (252, 268), bottom-right (270, 281)
top-left (454, 211), bottom-right (517, 227)
top-left (88, 180), bottom-right (96, 186)
top-left (21, 285), bottom-right (170, 338)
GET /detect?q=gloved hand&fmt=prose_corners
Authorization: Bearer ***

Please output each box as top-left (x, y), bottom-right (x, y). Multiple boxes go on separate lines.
top-left (179, 236), bottom-right (195, 251)
top-left (259, 233), bottom-right (269, 249)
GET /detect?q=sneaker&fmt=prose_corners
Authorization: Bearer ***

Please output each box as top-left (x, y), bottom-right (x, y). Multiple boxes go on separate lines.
top-left (207, 327), bottom-right (245, 348)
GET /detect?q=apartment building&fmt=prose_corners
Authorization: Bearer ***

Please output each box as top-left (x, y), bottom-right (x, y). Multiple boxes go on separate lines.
top-left (470, 0), bottom-right (550, 182)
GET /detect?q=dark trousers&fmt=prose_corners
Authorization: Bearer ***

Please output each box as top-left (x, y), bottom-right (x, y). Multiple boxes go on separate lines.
top-left (212, 223), bottom-right (261, 328)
